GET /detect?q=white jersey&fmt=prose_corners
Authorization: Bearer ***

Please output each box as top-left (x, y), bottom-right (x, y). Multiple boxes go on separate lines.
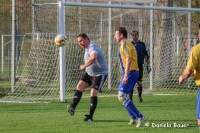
top-left (84, 41), bottom-right (108, 75)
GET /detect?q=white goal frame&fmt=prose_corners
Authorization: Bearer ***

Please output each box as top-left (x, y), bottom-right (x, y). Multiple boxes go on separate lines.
top-left (88, 0), bottom-right (157, 3)
top-left (57, 1), bottom-right (200, 102)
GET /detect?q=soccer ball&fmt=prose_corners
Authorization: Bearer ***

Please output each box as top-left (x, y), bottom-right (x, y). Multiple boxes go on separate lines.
top-left (54, 34), bottom-right (67, 47)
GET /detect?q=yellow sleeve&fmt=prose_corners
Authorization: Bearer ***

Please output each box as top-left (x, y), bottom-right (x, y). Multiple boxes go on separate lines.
top-left (186, 47), bottom-right (198, 70)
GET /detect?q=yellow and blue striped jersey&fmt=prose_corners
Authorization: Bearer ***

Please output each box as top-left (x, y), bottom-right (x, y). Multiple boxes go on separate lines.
top-left (118, 40), bottom-right (139, 72)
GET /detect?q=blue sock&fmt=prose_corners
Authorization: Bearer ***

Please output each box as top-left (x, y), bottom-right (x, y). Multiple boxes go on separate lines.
top-left (124, 98), bottom-right (143, 118)
top-left (124, 106), bottom-right (136, 120)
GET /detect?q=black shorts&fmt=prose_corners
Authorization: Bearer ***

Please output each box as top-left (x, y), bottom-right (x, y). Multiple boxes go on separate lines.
top-left (138, 64), bottom-right (143, 81)
top-left (80, 72), bottom-right (108, 93)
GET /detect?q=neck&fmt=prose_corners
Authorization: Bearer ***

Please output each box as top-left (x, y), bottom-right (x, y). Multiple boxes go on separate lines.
top-left (120, 38), bottom-right (126, 44)
top-left (132, 40), bottom-right (139, 43)
top-left (85, 40), bottom-right (91, 48)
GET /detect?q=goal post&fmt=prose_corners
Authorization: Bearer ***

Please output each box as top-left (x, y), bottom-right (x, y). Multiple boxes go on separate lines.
top-left (58, 1), bottom-right (66, 102)
top-left (62, 2), bottom-right (200, 11)
top-left (59, 1), bottom-right (200, 101)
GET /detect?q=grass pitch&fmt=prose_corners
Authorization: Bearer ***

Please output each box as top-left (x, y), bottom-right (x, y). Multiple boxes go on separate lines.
top-left (0, 94), bottom-right (199, 133)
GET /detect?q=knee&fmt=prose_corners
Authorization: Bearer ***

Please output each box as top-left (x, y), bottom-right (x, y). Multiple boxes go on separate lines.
top-left (118, 92), bottom-right (127, 103)
top-left (90, 89), bottom-right (98, 96)
top-left (76, 83), bottom-right (84, 92)
top-left (118, 96), bottom-right (124, 103)
top-left (76, 81), bottom-right (88, 92)
top-left (137, 81), bottom-right (142, 87)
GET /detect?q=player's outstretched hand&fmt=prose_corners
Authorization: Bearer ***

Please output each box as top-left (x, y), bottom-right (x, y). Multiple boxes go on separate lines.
top-left (178, 76), bottom-right (185, 84)
top-left (147, 64), bottom-right (151, 73)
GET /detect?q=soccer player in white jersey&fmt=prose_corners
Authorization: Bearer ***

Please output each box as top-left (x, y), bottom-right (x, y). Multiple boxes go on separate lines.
top-left (67, 33), bottom-right (108, 122)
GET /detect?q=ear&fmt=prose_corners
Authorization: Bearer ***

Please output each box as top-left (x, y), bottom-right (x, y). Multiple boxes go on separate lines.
top-left (120, 33), bottom-right (124, 38)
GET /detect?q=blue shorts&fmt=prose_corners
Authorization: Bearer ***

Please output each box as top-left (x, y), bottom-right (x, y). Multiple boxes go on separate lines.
top-left (118, 71), bottom-right (139, 94)
top-left (197, 88), bottom-right (200, 120)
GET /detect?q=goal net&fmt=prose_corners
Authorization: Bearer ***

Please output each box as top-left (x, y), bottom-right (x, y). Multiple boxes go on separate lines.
top-left (1, 0), bottom-right (200, 102)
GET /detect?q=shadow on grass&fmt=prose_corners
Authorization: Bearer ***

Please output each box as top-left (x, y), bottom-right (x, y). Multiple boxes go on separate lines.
top-left (94, 119), bottom-right (128, 122)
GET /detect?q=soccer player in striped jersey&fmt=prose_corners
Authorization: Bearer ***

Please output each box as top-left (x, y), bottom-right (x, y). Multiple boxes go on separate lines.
top-left (128, 31), bottom-right (151, 102)
top-left (67, 33), bottom-right (108, 122)
top-left (114, 27), bottom-right (146, 127)
top-left (179, 24), bottom-right (200, 127)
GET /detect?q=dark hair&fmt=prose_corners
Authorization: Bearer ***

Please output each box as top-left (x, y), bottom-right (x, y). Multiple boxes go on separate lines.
top-left (131, 31), bottom-right (139, 35)
top-left (77, 33), bottom-right (89, 39)
top-left (115, 27), bottom-right (127, 38)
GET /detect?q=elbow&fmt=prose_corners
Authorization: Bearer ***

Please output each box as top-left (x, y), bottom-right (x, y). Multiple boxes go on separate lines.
top-left (182, 68), bottom-right (193, 79)
top-left (128, 58), bottom-right (132, 64)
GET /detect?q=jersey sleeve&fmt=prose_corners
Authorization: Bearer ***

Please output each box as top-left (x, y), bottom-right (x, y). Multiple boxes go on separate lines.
top-left (186, 47), bottom-right (198, 70)
top-left (123, 42), bottom-right (133, 58)
top-left (88, 45), bottom-right (98, 55)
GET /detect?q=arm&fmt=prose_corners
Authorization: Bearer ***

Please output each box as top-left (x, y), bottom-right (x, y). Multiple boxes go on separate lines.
top-left (178, 68), bottom-right (193, 84)
top-left (143, 43), bottom-right (151, 73)
top-left (146, 57), bottom-right (151, 73)
top-left (179, 45), bottom-right (197, 84)
top-left (144, 43), bottom-right (150, 63)
top-left (80, 53), bottom-right (97, 70)
top-left (122, 56), bottom-right (132, 84)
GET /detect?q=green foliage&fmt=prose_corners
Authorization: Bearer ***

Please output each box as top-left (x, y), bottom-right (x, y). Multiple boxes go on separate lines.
top-left (0, 95), bottom-right (198, 133)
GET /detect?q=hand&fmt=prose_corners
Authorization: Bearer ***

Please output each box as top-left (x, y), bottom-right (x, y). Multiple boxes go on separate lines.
top-left (80, 65), bottom-right (86, 71)
top-left (122, 76), bottom-right (128, 84)
top-left (178, 76), bottom-right (185, 84)
top-left (147, 64), bottom-right (151, 73)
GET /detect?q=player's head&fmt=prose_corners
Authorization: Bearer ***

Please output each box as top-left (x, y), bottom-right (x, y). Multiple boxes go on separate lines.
top-left (114, 27), bottom-right (127, 43)
top-left (77, 33), bottom-right (90, 48)
top-left (131, 31), bottom-right (139, 42)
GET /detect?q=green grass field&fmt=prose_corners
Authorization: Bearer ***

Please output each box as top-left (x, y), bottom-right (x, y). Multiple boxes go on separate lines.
top-left (0, 94), bottom-right (199, 133)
